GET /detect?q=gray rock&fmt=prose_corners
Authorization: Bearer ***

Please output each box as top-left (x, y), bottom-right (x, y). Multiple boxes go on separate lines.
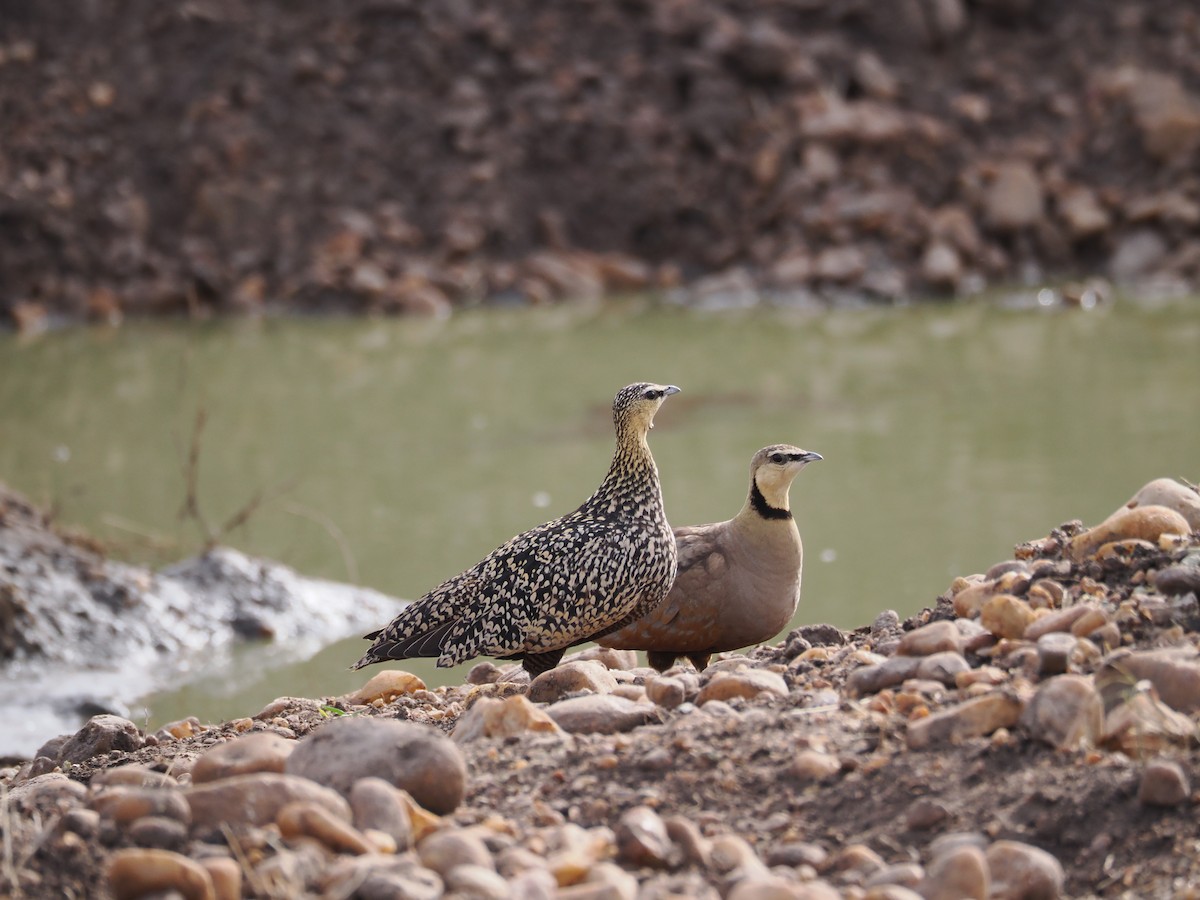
top-left (418, 828), bottom-right (495, 876)
top-left (847, 656), bottom-right (921, 696)
top-left (286, 716), bottom-right (466, 815)
top-left (58, 715), bottom-right (144, 765)
top-left (915, 652), bottom-right (970, 685)
top-left (544, 695), bottom-right (661, 734)
top-left (527, 660), bottom-right (618, 703)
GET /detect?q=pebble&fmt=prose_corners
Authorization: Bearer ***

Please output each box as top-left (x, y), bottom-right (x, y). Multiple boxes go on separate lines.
top-left (418, 828), bottom-right (496, 876)
top-left (277, 801), bottom-right (374, 854)
top-left (92, 765), bottom-right (179, 790)
top-left (1024, 604), bottom-right (1093, 640)
top-left (92, 786), bottom-right (191, 825)
top-left (452, 695), bottom-right (565, 743)
top-left (864, 862), bottom-right (924, 889)
top-left (710, 834), bottom-right (767, 875)
top-left (1125, 478), bottom-right (1200, 531)
top-left (1100, 648), bottom-right (1200, 712)
top-left (106, 847), bottom-right (216, 900)
top-left (444, 863), bottom-right (512, 899)
top-left (614, 805), bottom-right (673, 868)
top-left (985, 840), bottom-right (1065, 900)
top-left (896, 621), bottom-right (962, 656)
top-left (785, 749), bottom-right (841, 782)
top-left (904, 798), bottom-right (950, 830)
top-left (1020, 674), bottom-right (1103, 750)
top-left (907, 694), bottom-right (1024, 749)
top-left (1103, 689), bottom-right (1195, 755)
top-left (1067, 505), bottom-right (1190, 561)
top-left (528, 660), bottom-right (619, 703)
top-left (920, 843), bottom-right (989, 900)
top-left (184, 772), bottom-right (350, 831)
top-left (57, 715), bottom-right (145, 765)
top-left (697, 669), bottom-right (788, 704)
top-left (915, 651), bottom-right (970, 685)
top-left (1138, 758), bottom-right (1190, 807)
top-left (346, 669), bottom-right (427, 705)
top-left (544, 694), bottom-right (661, 734)
top-left (1035, 632), bottom-right (1079, 676)
top-left (727, 873), bottom-right (809, 899)
top-left (349, 776), bottom-right (415, 850)
top-left (980, 594), bottom-right (1036, 640)
top-left (200, 856), bottom-right (242, 900)
top-left (983, 161), bottom-right (1043, 231)
top-left (664, 815), bottom-right (712, 869)
top-left (645, 674), bottom-right (688, 709)
top-left (191, 732), bottom-right (295, 783)
top-left (829, 842), bottom-right (885, 878)
top-left (765, 841), bottom-right (826, 869)
top-left (286, 716), bottom-right (466, 814)
top-left (127, 815), bottom-right (189, 850)
top-left (570, 646), bottom-right (640, 671)
top-left (847, 656), bottom-right (922, 696)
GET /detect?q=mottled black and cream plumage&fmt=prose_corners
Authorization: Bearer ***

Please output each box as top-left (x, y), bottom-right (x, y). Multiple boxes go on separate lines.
top-left (354, 382), bottom-right (681, 677)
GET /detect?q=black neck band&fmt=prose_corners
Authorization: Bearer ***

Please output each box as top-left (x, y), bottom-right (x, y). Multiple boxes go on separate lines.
top-left (751, 482), bottom-right (792, 520)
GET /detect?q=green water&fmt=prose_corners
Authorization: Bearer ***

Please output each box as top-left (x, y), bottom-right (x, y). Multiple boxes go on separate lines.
top-left (2, 297), bottom-right (1198, 731)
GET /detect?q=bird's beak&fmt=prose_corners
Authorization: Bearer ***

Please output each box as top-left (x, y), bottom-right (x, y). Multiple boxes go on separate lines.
top-left (796, 451), bottom-right (823, 464)
top-left (663, 385), bottom-right (681, 396)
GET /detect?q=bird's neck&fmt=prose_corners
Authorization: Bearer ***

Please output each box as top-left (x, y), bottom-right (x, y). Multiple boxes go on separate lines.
top-left (588, 427), bottom-right (661, 510)
top-left (748, 479), bottom-right (792, 521)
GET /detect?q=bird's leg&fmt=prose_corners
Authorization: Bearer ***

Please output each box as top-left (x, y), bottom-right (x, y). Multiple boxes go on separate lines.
top-left (647, 650), bottom-right (679, 673)
top-left (522, 649), bottom-right (566, 677)
top-left (686, 652), bottom-right (711, 672)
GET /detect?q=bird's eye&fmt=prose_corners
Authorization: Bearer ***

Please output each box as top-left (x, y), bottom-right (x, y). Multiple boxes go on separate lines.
top-left (770, 453), bottom-right (786, 464)
top-left (644, 389), bottom-right (662, 400)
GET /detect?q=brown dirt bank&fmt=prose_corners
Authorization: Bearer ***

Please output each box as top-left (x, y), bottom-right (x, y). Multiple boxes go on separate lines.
top-left (2, 1), bottom-right (1199, 328)
top-left (3, 478), bottom-right (1200, 898)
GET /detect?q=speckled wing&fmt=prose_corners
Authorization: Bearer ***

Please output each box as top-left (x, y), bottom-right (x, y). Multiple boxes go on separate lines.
top-left (603, 522), bottom-right (726, 648)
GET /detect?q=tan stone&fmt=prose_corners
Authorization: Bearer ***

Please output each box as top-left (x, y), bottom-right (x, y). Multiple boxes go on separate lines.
top-left (185, 773), bottom-right (350, 831)
top-left (1125, 477), bottom-right (1200, 531)
top-left (920, 844), bottom-right (988, 900)
top-left (897, 621), bottom-right (962, 657)
top-left (907, 695), bottom-right (1024, 749)
top-left (107, 848), bottom-right (215, 900)
top-left (452, 695), bottom-right (565, 743)
top-left (985, 840), bottom-right (1065, 900)
top-left (191, 732), bottom-right (295, 784)
top-left (697, 669), bottom-right (789, 704)
top-left (980, 594), bottom-right (1036, 640)
top-left (528, 660), bottom-right (619, 703)
top-left (277, 801), bottom-right (373, 854)
top-left (1067, 505), bottom-right (1190, 561)
top-left (345, 669), bottom-right (426, 705)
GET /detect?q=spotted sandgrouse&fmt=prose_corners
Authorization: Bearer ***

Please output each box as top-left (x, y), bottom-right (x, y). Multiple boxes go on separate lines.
top-left (600, 444), bottom-right (821, 671)
top-left (354, 383), bottom-right (681, 677)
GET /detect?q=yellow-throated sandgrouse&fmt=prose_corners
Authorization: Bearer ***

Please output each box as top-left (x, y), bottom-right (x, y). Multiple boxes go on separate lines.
top-left (600, 443), bottom-right (821, 671)
top-left (354, 383), bottom-right (681, 677)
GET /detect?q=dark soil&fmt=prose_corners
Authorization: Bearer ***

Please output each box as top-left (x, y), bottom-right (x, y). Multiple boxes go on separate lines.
top-left (3, 1), bottom-right (1200, 327)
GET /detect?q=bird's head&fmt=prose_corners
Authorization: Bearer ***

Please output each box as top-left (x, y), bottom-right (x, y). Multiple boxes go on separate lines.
top-left (613, 382), bottom-right (681, 435)
top-left (752, 444), bottom-right (822, 500)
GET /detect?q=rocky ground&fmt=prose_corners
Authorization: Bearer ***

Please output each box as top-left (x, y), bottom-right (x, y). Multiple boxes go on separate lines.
top-left (3, 2), bottom-right (1200, 329)
top-left (3, 477), bottom-right (1200, 899)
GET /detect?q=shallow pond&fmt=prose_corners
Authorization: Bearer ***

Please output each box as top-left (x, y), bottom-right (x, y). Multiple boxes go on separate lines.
top-left (2, 295), bottom-right (1198, 740)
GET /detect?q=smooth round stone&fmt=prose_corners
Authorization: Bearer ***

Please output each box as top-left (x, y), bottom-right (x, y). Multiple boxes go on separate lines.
top-left (528, 661), bottom-right (619, 703)
top-left (106, 848), bottom-right (215, 900)
top-left (184, 773), bottom-right (350, 831)
top-left (349, 776), bottom-right (414, 851)
top-left (92, 786), bottom-right (191, 825)
top-left (785, 749), bottom-right (841, 782)
top-left (646, 675), bottom-right (687, 709)
top-left (614, 805), bottom-right (672, 868)
top-left (191, 732), bottom-right (295, 784)
top-left (897, 621), bottom-right (962, 657)
top-left (444, 863), bottom-right (512, 900)
top-left (544, 694), bottom-right (660, 734)
top-left (985, 840), bottom-right (1065, 900)
top-left (697, 669), bottom-right (788, 705)
top-left (418, 828), bottom-right (495, 876)
top-left (920, 844), bottom-right (988, 900)
top-left (286, 716), bottom-right (466, 815)
top-left (1138, 758), bottom-right (1190, 807)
